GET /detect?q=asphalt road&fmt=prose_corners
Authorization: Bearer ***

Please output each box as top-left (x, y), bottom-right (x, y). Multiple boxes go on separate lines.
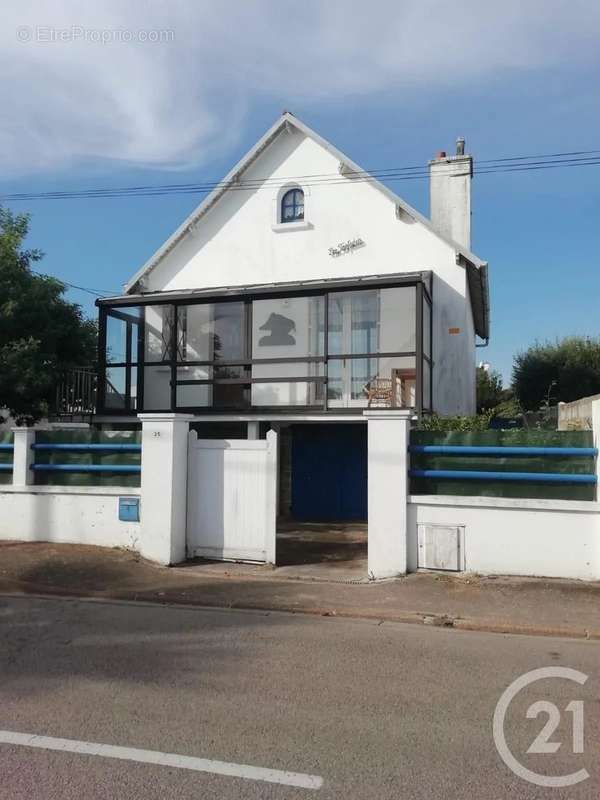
top-left (0, 595), bottom-right (598, 799)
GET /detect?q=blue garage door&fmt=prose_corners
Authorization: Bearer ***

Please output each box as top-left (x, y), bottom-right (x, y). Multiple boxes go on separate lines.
top-left (291, 424), bottom-right (367, 521)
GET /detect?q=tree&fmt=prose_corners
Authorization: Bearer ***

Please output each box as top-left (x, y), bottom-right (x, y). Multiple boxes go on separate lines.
top-left (0, 207), bottom-right (97, 424)
top-left (476, 366), bottom-right (504, 413)
top-left (513, 337), bottom-right (600, 412)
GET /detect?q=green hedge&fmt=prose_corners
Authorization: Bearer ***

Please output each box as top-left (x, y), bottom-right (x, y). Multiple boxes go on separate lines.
top-left (410, 429), bottom-right (595, 501)
top-left (33, 429), bottom-right (141, 487)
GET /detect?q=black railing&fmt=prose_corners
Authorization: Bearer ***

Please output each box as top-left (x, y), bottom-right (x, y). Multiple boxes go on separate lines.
top-left (53, 368), bottom-right (97, 420)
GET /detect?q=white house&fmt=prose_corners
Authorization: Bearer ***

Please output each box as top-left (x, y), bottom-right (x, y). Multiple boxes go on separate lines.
top-left (96, 112), bottom-right (489, 522)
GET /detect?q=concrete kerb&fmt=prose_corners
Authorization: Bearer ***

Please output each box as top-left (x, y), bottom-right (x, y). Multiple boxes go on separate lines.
top-left (2, 588), bottom-right (599, 641)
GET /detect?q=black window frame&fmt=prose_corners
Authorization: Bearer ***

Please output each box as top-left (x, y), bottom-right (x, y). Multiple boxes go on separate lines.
top-left (99, 306), bottom-right (143, 412)
top-left (97, 276), bottom-right (432, 416)
top-left (280, 188), bottom-right (304, 223)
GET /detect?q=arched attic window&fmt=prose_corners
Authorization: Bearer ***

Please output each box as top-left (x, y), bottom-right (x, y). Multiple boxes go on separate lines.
top-left (281, 188), bottom-right (304, 223)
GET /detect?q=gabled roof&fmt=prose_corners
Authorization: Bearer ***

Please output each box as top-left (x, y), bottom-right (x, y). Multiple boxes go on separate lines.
top-left (124, 112), bottom-right (489, 338)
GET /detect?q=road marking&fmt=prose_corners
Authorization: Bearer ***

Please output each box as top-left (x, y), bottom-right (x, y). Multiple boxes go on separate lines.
top-left (0, 730), bottom-right (323, 790)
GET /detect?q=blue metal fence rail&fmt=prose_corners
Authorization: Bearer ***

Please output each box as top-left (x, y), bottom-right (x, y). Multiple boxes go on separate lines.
top-left (0, 441), bottom-right (142, 477)
top-left (410, 445), bottom-right (598, 457)
top-left (408, 444), bottom-right (598, 485)
top-left (410, 469), bottom-right (596, 484)
top-left (30, 441), bottom-right (141, 475)
top-left (32, 443), bottom-right (141, 453)
top-left (31, 464), bottom-right (140, 474)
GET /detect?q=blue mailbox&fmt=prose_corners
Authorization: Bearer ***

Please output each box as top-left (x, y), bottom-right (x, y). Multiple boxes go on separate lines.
top-left (118, 496), bottom-right (140, 522)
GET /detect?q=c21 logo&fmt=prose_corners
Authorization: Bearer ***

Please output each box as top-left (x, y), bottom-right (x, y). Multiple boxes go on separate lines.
top-left (493, 667), bottom-right (589, 788)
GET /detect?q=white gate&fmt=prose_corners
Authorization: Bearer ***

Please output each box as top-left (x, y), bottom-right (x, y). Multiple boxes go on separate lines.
top-left (186, 430), bottom-right (277, 563)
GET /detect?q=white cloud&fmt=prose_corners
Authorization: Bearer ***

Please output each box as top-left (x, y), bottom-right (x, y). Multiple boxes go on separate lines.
top-left (1, 0), bottom-right (599, 175)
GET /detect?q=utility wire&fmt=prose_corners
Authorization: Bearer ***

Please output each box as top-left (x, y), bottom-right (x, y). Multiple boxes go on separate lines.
top-left (12, 146), bottom-right (599, 297)
top-left (2, 149), bottom-right (600, 203)
top-left (30, 268), bottom-right (119, 297)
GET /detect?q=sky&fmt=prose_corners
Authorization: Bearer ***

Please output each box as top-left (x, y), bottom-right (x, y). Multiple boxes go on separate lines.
top-left (2, 0), bottom-right (600, 384)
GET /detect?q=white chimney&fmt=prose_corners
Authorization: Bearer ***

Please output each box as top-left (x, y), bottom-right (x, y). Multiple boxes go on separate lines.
top-left (429, 138), bottom-right (473, 250)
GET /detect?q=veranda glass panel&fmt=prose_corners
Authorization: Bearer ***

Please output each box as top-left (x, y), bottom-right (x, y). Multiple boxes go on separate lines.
top-left (423, 297), bottom-right (431, 360)
top-left (328, 291), bottom-right (376, 355)
top-left (252, 362), bottom-right (324, 380)
top-left (178, 302), bottom-right (245, 362)
top-left (328, 356), bottom-right (416, 408)
top-left (176, 383), bottom-right (211, 407)
top-left (251, 296), bottom-right (324, 406)
top-left (327, 287), bottom-right (416, 408)
top-left (381, 287), bottom-right (416, 352)
top-left (252, 296), bottom-right (325, 358)
top-left (363, 356), bottom-right (417, 408)
top-left (423, 359), bottom-right (431, 410)
top-left (144, 305), bottom-right (174, 363)
top-left (106, 307), bottom-right (141, 364)
top-left (129, 367), bottom-right (138, 410)
top-left (106, 316), bottom-right (127, 364)
top-left (212, 383), bottom-right (247, 408)
top-left (350, 358), bottom-right (375, 402)
top-left (328, 287), bottom-right (415, 355)
top-left (143, 366), bottom-right (171, 410)
top-left (175, 366), bottom-right (246, 409)
top-left (105, 367), bottom-right (127, 409)
top-left (252, 382), bottom-right (324, 407)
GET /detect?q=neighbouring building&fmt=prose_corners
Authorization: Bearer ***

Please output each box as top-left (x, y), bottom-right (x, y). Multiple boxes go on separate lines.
top-left (95, 112), bottom-right (489, 521)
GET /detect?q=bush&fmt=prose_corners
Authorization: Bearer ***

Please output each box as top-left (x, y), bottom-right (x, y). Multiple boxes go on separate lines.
top-left (476, 367), bottom-right (504, 413)
top-left (417, 410), bottom-right (494, 432)
top-left (513, 337), bottom-right (600, 412)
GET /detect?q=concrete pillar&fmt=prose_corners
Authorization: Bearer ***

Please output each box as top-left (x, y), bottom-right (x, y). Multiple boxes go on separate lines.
top-left (592, 399), bottom-right (600, 501)
top-left (247, 421), bottom-right (260, 440)
top-left (364, 410), bottom-right (412, 580)
top-left (11, 427), bottom-right (35, 487)
top-left (138, 413), bottom-right (194, 565)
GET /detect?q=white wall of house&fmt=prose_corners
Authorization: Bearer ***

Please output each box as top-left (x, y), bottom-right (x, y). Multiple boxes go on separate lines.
top-left (0, 486), bottom-right (141, 550)
top-left (140, 127), bottom-right (476, 415)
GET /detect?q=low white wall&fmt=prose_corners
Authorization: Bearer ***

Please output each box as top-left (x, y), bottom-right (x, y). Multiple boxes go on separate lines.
top-left (0, 487), bottom-right (141, 550)
top-left (408, 496), bottom-right (600, 581)
top-left (558, 394), bottom-right (600, 430)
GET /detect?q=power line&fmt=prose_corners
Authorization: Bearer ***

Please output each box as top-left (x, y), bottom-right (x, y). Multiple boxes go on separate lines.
top-left (10, 146), bottom-right (599, 298)
top-left (30, 268), bottom-right (119, 297)
top-left (2, 148), bottom-right (600, 203)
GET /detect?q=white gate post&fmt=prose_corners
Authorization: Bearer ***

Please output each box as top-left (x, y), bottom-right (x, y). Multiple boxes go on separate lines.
top-left (12, 427), bottom-right (35, 486)
top-left (364, 410), bottom-right (412, 579)
top-left (138, 413), bottom-right (194, 565)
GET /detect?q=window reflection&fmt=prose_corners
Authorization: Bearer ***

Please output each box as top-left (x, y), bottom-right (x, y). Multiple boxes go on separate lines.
top-left (178, 302), bottom-right (245, 362)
